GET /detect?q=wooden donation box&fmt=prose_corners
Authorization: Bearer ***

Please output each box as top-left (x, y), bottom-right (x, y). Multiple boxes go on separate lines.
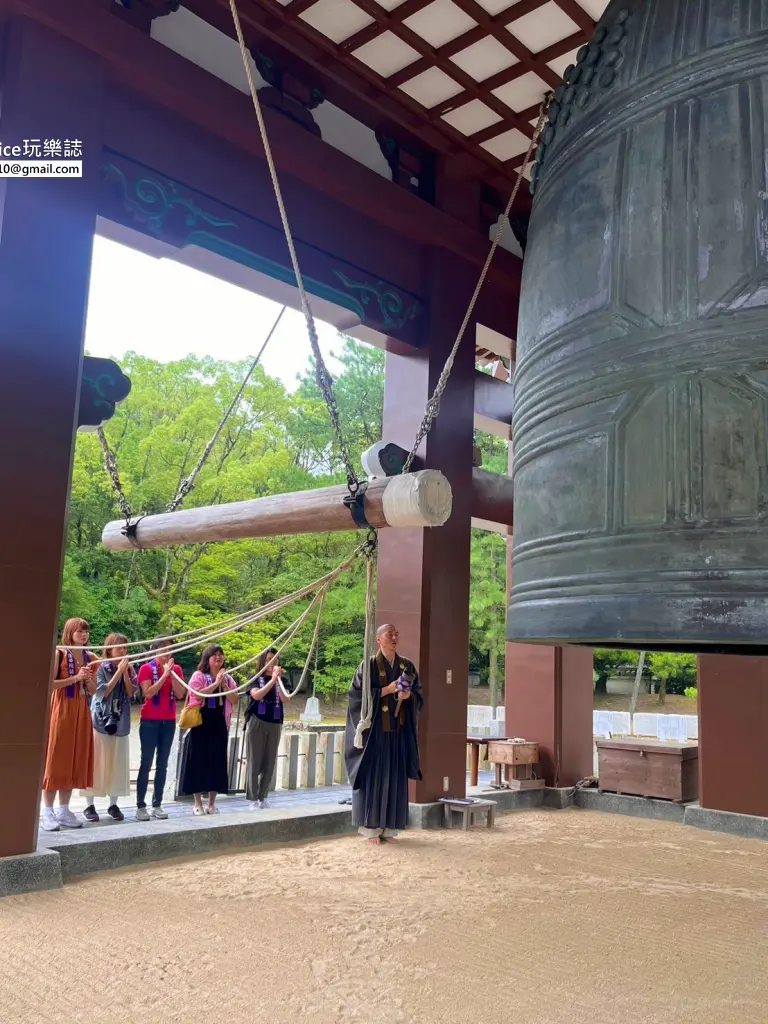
top-left (596, 739), bottom-right (699, 803)
top-left (486, 739), bottom-right (544, 790)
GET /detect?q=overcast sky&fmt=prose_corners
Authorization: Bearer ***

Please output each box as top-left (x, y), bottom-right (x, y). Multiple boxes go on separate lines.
top-left (84, 235), bottom-right (344, 391)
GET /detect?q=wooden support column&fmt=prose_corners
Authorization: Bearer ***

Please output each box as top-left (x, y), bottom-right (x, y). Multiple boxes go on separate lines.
top-left (504, 446), bottom-right (593, 786)
top-left (697, 655), bottom-right (768, 818)
top-left (0, 19), bottom-right (103, 857)
top-left (377, 249), bottom-right (475, 803)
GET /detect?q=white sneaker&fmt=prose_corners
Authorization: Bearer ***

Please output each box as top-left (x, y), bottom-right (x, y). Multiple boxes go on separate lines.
top-left (150, 806), bottom-right (168, 819)
top-left (40, 808), bottom-right (60, 832)
top-left (56, 807), bottom-right (82, 829)
top-left (258, 799), bottom-right (271, 810)
top-left (248, 801), bottom-right (260, 810)
top-left (136, 807), bottom-right (150, 822)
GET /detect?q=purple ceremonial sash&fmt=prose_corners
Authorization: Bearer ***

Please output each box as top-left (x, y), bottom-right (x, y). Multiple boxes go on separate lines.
top-left (150, 659), bottom-right (176, 710)
top-left (64, 649), bottom-right (89, 699)
top-left (204, 674), bottom-right (217, 709)
top-left (256, 676), bottom-right (282, 721)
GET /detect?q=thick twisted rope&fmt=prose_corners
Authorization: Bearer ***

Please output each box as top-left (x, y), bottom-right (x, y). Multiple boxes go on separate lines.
top-left (401, 98), bottom-right (551, 473)
top-left (353, 549), bottom-right (377, 748)
top-left (229, 0), bottom-right (358, 490)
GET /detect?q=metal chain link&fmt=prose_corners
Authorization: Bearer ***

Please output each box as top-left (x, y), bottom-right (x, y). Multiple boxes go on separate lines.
top-left (401, 94), bottom-right (553, 474)
top-left (97, 426), bottom-right (133, 523)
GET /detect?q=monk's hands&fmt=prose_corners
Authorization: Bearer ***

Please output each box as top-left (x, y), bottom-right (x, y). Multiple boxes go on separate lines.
top-left (398, 689), bottom-right (412, 701)
top-left (382, 681), bottom-right (399, 696)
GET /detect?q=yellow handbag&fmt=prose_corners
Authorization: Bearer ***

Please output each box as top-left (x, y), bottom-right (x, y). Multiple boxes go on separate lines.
top-left (178, 695), bottom-right (202, 730)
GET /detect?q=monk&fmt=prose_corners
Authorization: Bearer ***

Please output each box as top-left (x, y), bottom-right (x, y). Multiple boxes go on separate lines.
top-left (344, 623), bottom-right (423, 844)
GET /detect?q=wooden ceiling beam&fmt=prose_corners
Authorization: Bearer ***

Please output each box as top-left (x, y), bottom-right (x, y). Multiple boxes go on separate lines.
top-left (342, 0), bottom-right (538, 140)
top-left (197, 0), bottom-right (518, 189)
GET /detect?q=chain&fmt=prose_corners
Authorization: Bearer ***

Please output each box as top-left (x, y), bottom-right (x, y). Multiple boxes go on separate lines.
top-left (401, 93), bottom-right (553, 474)
top-left (229, 0), bottom-right (359, 495)
top-left (97, 426), bottom-right (133, 524)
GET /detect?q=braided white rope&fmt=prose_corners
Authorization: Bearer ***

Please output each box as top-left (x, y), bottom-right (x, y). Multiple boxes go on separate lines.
top-left (168, 584), bottom-right (329, 699)
top-left (104, 550), bottom-right (358, 671)
top-left (353, 552), bottom-right (377, 749)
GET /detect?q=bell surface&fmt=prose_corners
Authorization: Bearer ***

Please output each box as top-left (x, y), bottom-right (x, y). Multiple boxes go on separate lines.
top-left (509, 0), bottom-right (768, 653)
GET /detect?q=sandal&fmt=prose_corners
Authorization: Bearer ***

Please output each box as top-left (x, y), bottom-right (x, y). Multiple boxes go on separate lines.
top-left (193, 806), bottom-right (205, 816)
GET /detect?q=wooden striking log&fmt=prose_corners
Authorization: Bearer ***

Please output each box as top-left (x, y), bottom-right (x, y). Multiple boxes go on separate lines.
top-left (101, 469), bottom-right (452, 551)
top-left (471, 467), bottom-right (513, 528)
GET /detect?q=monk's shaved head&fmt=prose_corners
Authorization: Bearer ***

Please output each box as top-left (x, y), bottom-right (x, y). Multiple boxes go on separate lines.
top-left (376, 623), bottom-right (398, 638)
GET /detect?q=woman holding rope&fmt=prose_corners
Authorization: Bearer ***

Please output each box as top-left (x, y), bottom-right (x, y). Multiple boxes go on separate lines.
top-left (136, 639), bottom-right (186, 821)
top-left (41, 618), bottom-right (98, 832)
top-left (82, 633), bottom-right (136, 823)
top-left (178, 644), bottom-right (238, 815)
top-left (244, 648), bottom-right (293, 810)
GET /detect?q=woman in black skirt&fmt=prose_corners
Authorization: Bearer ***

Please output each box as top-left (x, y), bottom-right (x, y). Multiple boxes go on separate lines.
top-left (178, 644), bottom-right (239, 815)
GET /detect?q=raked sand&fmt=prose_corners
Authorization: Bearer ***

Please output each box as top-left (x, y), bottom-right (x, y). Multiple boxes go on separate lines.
top-left (2, 808), bottom-right (767, 1024)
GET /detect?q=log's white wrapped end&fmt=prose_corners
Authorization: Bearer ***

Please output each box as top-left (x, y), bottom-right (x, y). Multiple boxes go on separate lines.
top-left (381, 469), bottom-right (452, 528)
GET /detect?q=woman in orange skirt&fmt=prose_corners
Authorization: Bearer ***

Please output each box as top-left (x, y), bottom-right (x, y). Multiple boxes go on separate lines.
top-left (41, 617), bottom-right (98, 832)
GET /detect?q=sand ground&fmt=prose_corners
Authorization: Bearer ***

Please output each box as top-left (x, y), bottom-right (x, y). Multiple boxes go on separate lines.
top-left (3, 808), bottom-right (766, 1024)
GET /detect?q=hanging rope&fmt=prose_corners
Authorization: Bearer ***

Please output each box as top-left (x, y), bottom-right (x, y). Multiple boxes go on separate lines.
top-left (96, 305), bottom-right (285, 532)
top-left (353, 545), bottom-right (377, 748)
top-left (401, 96), bottom-right (552, 473)
top-left (228, 0), bottom-right (549, 482)
top-left (228, 0), bottom-right (359, 495)
top-left (65, 548), bottom-right (359, 667)
top-left (166, 304), bottom-right (287, 512)
top-left (174, 583), bottom-right (329, 698)
top-left (292, 586), bottom-right (327, 695)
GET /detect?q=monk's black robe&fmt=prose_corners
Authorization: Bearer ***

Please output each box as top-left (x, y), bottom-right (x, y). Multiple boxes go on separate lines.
top-left (344, 651), bottom-right (423, 832)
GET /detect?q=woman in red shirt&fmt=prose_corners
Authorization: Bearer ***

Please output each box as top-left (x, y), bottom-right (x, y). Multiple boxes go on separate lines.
top-left (135, 638), bottom-right (185, 821)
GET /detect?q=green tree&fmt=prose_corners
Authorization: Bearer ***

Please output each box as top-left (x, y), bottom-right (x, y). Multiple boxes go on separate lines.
top-left (647, 652), bottom-right (696, 702)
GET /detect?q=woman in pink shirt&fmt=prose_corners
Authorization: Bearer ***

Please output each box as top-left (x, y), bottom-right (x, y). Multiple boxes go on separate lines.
top-left (178, 644), bottom-right (238, 815)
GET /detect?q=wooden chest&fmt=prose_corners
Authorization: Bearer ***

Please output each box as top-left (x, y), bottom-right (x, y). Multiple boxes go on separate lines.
top-left (596, 739), bottom-right (698, 803)
top-left (486, 740), bottom-right (544, 790)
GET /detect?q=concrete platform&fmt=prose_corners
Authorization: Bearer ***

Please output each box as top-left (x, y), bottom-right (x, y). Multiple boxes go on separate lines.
top-left (684, 803), bottom-right (768, 841)
top-left (0, 848), bottom-right (63, 896)
top-left (574, 787), bottom-right (688, 823)
top-left (38, 803), bottom-right (353, 881)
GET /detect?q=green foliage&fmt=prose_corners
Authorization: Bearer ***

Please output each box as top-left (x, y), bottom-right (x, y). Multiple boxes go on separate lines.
top-left (684, 686), bottom-right (697, 699)
top-left (63, 337), bottom-right (513, 700)
top-left (647, 652), bottom-right (697, 695)
top-left (64, 339), bottom-right (380, 694)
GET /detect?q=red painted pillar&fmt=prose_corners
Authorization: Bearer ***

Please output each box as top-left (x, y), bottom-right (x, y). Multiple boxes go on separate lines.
top-left (376, 249), bottom-right (475, 803)
top-left (0, 19), bottom-right (104, 856)
top-left (504, 446), bottom-right (594, 786)
top-left (698, 655), bottom-right (768, 817)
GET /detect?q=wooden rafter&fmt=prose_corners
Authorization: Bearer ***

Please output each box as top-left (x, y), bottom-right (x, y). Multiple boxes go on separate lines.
top-left (187, 0), bottom-right (602, 188)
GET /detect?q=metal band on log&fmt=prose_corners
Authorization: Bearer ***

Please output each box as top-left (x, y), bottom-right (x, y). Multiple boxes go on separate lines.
top-left (101, 469), bottom-right (452, 551)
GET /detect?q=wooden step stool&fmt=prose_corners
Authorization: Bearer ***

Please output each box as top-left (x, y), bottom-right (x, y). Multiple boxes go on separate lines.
top-left (440, 798), bottom-right (496, 830)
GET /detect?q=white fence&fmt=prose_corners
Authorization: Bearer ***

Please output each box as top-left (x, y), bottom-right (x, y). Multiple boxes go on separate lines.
top-left (466, 705), bottom-right (697, 742)
top-left (592, 710), bottom-right (698, 741)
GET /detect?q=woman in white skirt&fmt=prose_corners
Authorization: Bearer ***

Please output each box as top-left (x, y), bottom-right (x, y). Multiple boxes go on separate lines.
top-left (82, 633), bottom-right (136, 822)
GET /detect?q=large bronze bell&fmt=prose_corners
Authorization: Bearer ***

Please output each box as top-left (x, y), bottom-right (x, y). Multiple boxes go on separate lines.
top-left (509, 0), bottom-right (768, 653)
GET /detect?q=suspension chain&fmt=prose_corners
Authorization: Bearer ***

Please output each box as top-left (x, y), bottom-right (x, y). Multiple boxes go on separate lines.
top-left (97, 426), bottom-right (133, 524)
top-left (401, 94), bottom-right (553, 474)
